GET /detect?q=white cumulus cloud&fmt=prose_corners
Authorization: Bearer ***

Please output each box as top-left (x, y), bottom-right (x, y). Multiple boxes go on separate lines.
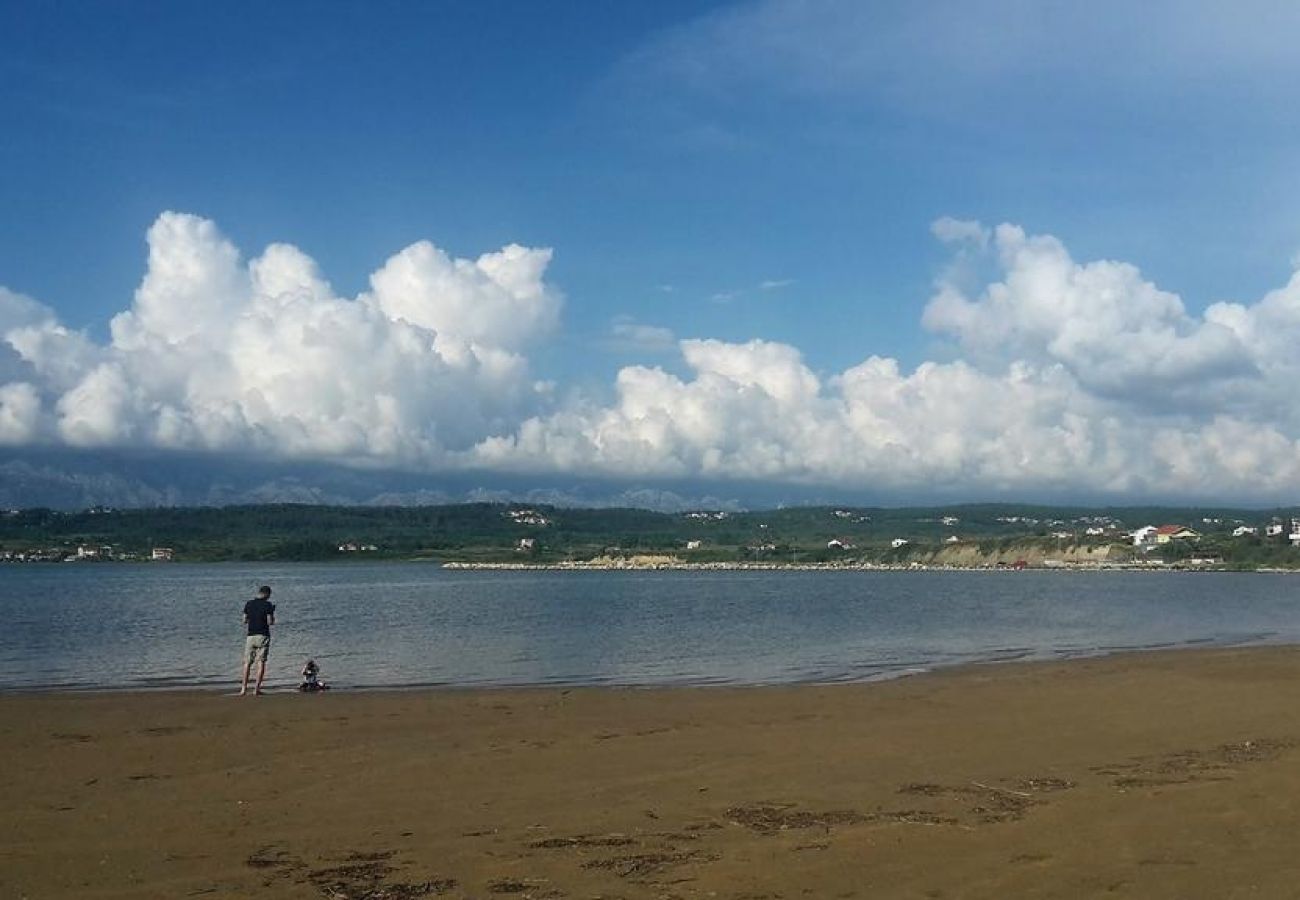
top-left (471, 220), bottom-right (1300, 501)
top-left (3, 212), bottom-right (562, 466)
top-left (922, 223), bottom-right (1257, 403)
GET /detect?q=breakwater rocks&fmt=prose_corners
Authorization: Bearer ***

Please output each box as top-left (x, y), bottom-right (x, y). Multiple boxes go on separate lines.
top-left (440, 558), bottom-right (1184, 573)
top-left (439, 543), bottom-right (1259, 571)
top-left (439, 563), bottom-right (1164, 572)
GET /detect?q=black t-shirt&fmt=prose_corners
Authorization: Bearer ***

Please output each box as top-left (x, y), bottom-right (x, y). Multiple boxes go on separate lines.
top-left (243, 597), bottom-right (275, 636)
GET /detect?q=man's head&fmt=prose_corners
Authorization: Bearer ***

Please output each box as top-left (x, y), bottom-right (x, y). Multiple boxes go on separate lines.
top-left (257, 585), bottom-right (272, 599)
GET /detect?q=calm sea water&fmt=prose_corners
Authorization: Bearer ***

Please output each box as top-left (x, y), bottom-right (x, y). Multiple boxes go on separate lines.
top-left (0, 563), bottom-right (1297, 691)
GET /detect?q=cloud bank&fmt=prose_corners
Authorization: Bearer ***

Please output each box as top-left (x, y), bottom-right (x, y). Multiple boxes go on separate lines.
top-left (4, 211), bottom-right (1300, 502)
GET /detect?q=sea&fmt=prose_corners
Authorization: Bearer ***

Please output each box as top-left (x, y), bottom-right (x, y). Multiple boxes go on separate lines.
top-left (1, 563), bottom-right (1297, 692)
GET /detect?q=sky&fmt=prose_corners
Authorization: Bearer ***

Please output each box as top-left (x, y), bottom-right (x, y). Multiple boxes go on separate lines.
top-left (4, 0), bottom-right (1300, 505)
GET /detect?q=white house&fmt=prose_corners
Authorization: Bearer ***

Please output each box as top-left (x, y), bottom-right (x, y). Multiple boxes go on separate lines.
top-left (1233, 526), bottom-right (1258, 537)
top-left (891, 538), bottom-right (910, 549)
top-left (1131, 526), bottom-right (1158, 547)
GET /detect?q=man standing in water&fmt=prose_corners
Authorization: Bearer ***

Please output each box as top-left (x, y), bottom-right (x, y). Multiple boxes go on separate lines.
top-left (240, 585), bottom-right (275, 696)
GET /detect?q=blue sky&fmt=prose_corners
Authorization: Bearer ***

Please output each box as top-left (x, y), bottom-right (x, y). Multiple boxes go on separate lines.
top-left (4, 1), bottom-right (1300, 504)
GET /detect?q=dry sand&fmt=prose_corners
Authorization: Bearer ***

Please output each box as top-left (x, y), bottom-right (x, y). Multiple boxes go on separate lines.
top-left (4, 647), bottom-right (1300, 899)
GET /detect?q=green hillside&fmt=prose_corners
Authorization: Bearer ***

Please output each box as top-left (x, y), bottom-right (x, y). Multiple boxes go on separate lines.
top-left (3, 502), bottom-right (1300, 568)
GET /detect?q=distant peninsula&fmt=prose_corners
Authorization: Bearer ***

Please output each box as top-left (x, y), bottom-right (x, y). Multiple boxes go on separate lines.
top-left (4, 502), bottom-right (1300, 571)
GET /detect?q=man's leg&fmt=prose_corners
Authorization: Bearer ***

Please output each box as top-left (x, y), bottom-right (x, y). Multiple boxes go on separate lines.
top-left (254, 658), bottom-right (267, 695)
top-left (239, 657), bottom-right (252, 695)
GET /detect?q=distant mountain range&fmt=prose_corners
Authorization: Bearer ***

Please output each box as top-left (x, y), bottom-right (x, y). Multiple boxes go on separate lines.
top-left (1, 447), bottom-right (1285, 515)
top-left (0, 449), bottom-right (755, 513)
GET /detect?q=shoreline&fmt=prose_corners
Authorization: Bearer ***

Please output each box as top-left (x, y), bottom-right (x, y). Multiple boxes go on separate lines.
top-left (442, 560), bottom-right (1290, 572)
top-left (1, 634), bottom-right (1290, 697)
top-left (7, 644), bottom-right (1300, 898)
top-left (7, 558), bottom-right (1298, 572)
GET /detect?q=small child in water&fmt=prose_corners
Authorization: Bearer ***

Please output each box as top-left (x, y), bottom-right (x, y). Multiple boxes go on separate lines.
top-left (299, 658), bottom-right (328, 692)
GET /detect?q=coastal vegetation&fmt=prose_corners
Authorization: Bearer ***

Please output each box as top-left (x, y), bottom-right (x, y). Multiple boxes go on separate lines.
top-left (4, 502), bottom-right (1300, 570)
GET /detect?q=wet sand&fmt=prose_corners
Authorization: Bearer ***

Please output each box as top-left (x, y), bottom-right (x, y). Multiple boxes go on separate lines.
top-left (4, 647), bottom-right (1300, 899)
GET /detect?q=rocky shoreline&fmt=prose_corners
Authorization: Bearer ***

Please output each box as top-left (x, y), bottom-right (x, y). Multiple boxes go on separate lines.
top-left (441, 558), bottom-right (1255, 572)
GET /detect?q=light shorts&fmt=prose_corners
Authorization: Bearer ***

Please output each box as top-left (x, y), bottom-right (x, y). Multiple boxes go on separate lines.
top-left (244, 634), bottom-right (271, 665)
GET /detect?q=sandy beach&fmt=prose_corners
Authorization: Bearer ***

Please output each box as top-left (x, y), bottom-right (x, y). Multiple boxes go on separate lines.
top-left (4, 647), bottom-right (1300, 899)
